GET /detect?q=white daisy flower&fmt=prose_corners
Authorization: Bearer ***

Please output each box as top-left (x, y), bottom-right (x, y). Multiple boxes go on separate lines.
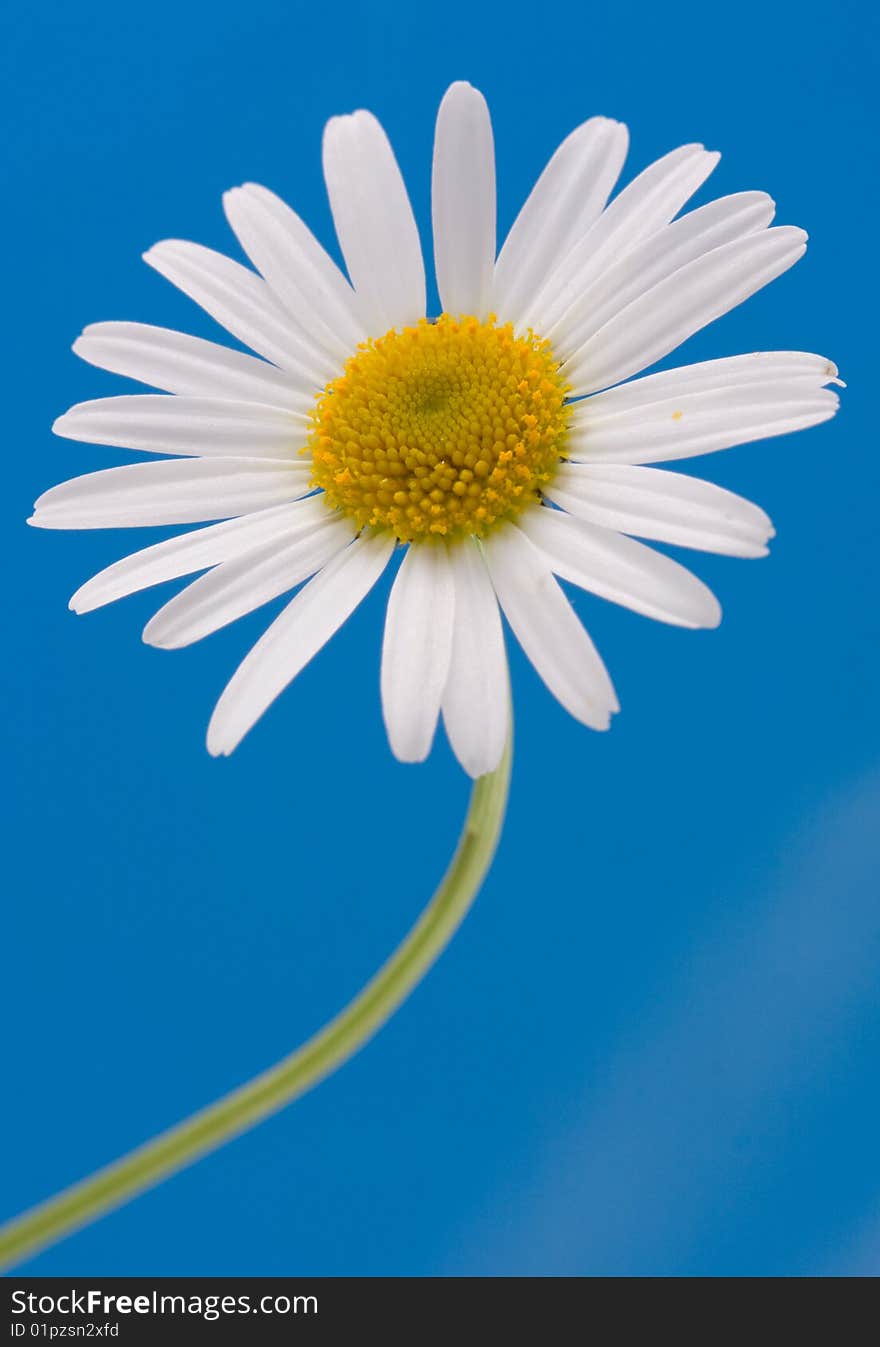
top-left (31, 81), bottom-right (840, 776)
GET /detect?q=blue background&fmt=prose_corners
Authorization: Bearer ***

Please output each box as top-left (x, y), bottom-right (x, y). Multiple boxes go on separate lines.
top-left (3, 0), bottom-right (878, 1277)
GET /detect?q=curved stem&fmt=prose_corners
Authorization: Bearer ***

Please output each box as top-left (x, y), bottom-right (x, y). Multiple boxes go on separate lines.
top-left (0, 731), bottom-right (512, 1270)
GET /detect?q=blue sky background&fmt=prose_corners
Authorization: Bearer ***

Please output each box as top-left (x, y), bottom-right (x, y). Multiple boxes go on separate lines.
top-left (2, 0), bottom-right (878, 1277)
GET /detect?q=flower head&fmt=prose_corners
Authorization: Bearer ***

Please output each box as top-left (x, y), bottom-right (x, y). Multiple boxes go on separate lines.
top-left (32, 82), bottom-right (840, 776)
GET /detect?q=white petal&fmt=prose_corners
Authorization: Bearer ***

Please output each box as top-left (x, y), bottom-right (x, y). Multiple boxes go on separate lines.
top-left (207, 531), bottom-right (395, 756)
top-left (482, 524), bottom-right (618, 729)
top-left (144, 513), bottom-right (355, 649)
top-left (573, 350), bottom-right (841, 418)
top-left (69, 497), bottom-right (332, 612)
top-left (431, 82), bottom-right (496, 320)
top-left (519, 506), bottom-right (721, 628)
top-left (222, 184), bottom-right (366, 360)
top-left (492, 116), bottom-right (629, 327)
top-left (380, 543), bottom-right (455, 762)
top-left (567, 379), bottom-right (839, 464)
top-left (30, 458), bottom-right (312, 529)
top-left (563, 226), bottom-right (808, 394)
top-left (53, 395), bottom-right (309, 459)
top-left (551, 191), bottom-right (775, 357)
top-left (441, 538), bottom-right (509, 778)
top-left (73, 322), bottom-right (310, 412)
top-left (142, 239), bottom-right (336, 386)
top-left (523, 144), bottom-right (720, 334)
top-left (322, 110), bottom-right (426, 333)
top-left (545, 464), bottom-right (774, 558)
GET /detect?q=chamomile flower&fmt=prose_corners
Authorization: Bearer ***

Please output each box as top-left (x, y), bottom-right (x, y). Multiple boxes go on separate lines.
top-left (31, 82), bottom-right (840, 776)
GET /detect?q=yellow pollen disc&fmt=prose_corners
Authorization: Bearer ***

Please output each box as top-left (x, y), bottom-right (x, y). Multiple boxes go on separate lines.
top-left (308, 314), bottom-right (571, 543)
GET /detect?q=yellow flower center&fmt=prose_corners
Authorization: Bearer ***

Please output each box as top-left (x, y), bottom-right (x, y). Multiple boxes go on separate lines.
top-left (308, 314), bottom-right (571, 543)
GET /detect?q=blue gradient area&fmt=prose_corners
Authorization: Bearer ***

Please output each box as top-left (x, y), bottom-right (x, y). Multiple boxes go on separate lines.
top-left (2, 0), bottom-right (878, 1277)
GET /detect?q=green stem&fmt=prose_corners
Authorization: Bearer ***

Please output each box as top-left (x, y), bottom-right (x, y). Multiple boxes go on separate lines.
top-left (0, 731), bottom-right (512, 1271)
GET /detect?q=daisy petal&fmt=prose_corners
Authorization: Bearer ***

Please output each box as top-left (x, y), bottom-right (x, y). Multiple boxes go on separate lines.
top-left (492, 116), bottom-right (629, 328)
top-left (520, 506), bottom-right (721, 628)
top-left (563, 226), bottom-right (807, 394)
top-left (441, 538), bottom-right (509, 778)
top-left (222, 184), bottom-right (366, 360)
top-left (483, 524), bottom-right (618, 729)
top-left (143, 239), bottom-right (335, 386)
top-left (524, 144), bottom-right (719, 334)
top-left (322, 109), bottom-right (426, 333)
top-left (144, 514), bottom-right (355, 649)
top-left (551, 191), bottom-right (775, 357)
top-left (431, 81), bottom-right (496, 321)
top-left (69, 498), bottom-right (331, 613)
top-left (381, 543), bottom-right (455, 763)
top-left (53, 395), bottom-right (309, 459)
top-left (574, 350), bottom-right (842, 417)
top-left (545, 464), bottom-right (774, 558)
top-left (29, 458), bottom-right (312, 529)
top-left (207, 531), bottom-right (395, 756)
top-left (73, 322), bottom-right (310, 412)
top-left (567, 379), bottom-right (839, 464)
